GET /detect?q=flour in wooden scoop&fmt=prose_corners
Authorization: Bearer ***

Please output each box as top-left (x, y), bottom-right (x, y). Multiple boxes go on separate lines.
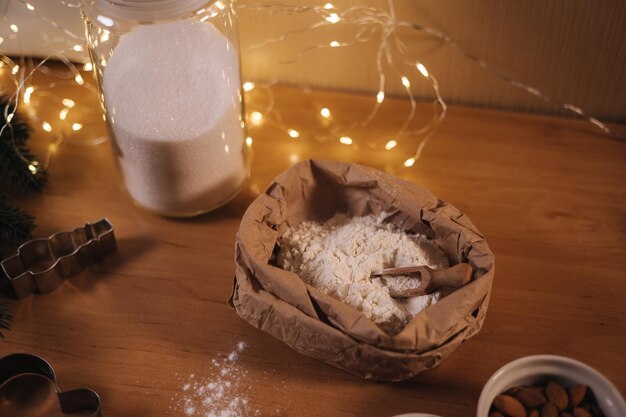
top-left (276, 213), bottom-right (449, 332)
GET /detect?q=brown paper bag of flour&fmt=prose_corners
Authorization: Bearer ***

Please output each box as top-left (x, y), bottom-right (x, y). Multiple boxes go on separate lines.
top-left (229, 159), bottom-right (495, 381)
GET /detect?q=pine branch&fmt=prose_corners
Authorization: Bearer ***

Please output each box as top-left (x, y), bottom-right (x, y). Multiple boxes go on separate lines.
top-left (0, 298), bottom-right (11, 339)
top-left (0, 94), bottom-right (47, 195)
top-left (0, 96), bottom-right (30, 146)
top-left (0, 193), bottom-right (36, 244)
top-left (0, 94), bottom-right (40, 340)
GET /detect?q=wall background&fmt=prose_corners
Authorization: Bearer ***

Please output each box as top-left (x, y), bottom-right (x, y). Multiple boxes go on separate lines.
top-left (2, 0), bottom-right (625, 122)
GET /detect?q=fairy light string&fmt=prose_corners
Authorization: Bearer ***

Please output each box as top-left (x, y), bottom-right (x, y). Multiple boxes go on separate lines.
top-left (1, 0), bottom-right (103, 172)
top-left (1, 0), bottom-right (623, 175)
top-left (239, 0), bottom-right (624, 163)
top-left (240, 0), bottom-right (447, 166)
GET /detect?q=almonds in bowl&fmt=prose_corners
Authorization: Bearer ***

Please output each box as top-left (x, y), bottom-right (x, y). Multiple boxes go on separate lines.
top-left (476, 355), bottom-right (626, 417)
top-left (491, 380), bottom-right (604, 417)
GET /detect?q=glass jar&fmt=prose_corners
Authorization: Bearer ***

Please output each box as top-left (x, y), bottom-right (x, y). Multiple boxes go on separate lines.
top-left (81, 0), bottom-right (249, 217)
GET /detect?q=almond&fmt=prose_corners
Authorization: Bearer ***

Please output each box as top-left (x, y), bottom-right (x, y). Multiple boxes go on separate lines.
top-left (546, 381), bottom-right (569, 411)
top-left (568, 385), bottom-right (588, 408)
top-left (572, 408), bottom-right (593, 417)
top-left (493, 394), bottom-right (527, 417)
top-left (541, 402), bottom-right (558, 417)
top-left (505, 386), bottom-right (525, 396)
top-left (529, 410), bottom-right (540, 417)
top-left (514, 387), bottom-right (548, 408)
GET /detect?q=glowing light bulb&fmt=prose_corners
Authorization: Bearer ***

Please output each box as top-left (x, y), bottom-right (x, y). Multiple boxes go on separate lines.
top-left (23, 86), bottom-right (34, 104)
top-left (385, 140), bottom-right (397, 150)
top-left (401, 76), bottom-right (411, 88)
top-left (75, 74), bottom-right (84, 85)
top-left (97, 15), bottom-right (114, 27)
top-left (63, 98), bottom-right (75, 108)
top-left (339, 136), bottom-right (352, 145)
top-left (26, 3), bottom-right (35, 10)
top-left (376, 91), bottom-right (385, 103)
top-left (287, 129), bottom-right (300, 138)
top-left (243, 81), bottom-right (255, 92)
top-left (73, 44), bottom-right (84, 52)
top-left (72, 123), bottom-right (83, 131)
top-left (12, 65), bottom-right (19, 75)
top-left (42, 122), bottom-right (52, 132)
top-left (215, 0), bottom-right (225, 10)
top-left (246, 137), bottom-right (253, 146)
top-left (323, 3), bottom-right (334, 9)
top-left (325, 13), bottom-right (340, 23)
top-left (329, 41), bottom-right (340, 48)
top-left (417, 63), bottom-right (429, 78)
top-left (250, 111), bottom-right (263, 124)
top-left (59, 108), bottom-right (69, 120)
top-left (10, 24), bottom-right (18, 33)
top-left (28, 164), bottom-right (37, 173)
top-left (320, 108), bottom-right (331, 118)
top-left (404, 158), bottom-right (416, 167)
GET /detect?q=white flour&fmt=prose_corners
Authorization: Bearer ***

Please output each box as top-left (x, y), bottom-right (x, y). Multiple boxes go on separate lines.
top-left (173, 342), bottom-right (259, 417)
top-left (276, 213), bottom-right (449, 332)
top-left (383, 275), bottom-right (424, 293)
top-left (103, 19), bottom-right (246, 215)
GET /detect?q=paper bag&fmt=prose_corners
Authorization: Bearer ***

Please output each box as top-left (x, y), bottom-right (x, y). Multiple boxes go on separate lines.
top-left (230, 159), bottom-right (495, 381)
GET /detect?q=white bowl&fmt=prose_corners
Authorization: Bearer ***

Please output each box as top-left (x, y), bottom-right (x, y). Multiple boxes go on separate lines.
top-left (477, 355), bottom-right (626, 417)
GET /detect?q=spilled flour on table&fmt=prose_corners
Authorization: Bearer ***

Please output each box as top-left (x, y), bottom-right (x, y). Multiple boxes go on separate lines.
top-left (172, 342), bottom-right (260, 417)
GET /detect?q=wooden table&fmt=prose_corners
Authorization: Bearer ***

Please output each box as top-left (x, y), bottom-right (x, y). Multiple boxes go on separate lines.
top-left (2, 85), bottom-right (625, 417)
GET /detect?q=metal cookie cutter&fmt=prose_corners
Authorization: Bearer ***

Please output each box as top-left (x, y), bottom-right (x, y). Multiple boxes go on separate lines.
top-left (0, 353), bottom-right (101, 416)
top-left (1, 218), bottom-right (117, 299)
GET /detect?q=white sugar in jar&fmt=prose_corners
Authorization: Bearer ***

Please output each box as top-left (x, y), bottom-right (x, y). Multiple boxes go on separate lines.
top-left (81, 0), bottom-right (249, 216)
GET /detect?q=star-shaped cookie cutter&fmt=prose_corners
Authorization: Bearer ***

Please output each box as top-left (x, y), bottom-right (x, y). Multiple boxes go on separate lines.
top-left (0, 353), bottom-right (102, 416)
top-left (1, 218), bottom-right (117, 299)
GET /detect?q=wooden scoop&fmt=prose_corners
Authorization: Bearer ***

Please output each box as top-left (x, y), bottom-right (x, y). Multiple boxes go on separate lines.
top-left (372, 263), bottom-right (473, 297)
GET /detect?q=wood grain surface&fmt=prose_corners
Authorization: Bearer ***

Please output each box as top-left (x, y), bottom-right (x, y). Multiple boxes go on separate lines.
top-left (1, 86), bottom-right (625, 417)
